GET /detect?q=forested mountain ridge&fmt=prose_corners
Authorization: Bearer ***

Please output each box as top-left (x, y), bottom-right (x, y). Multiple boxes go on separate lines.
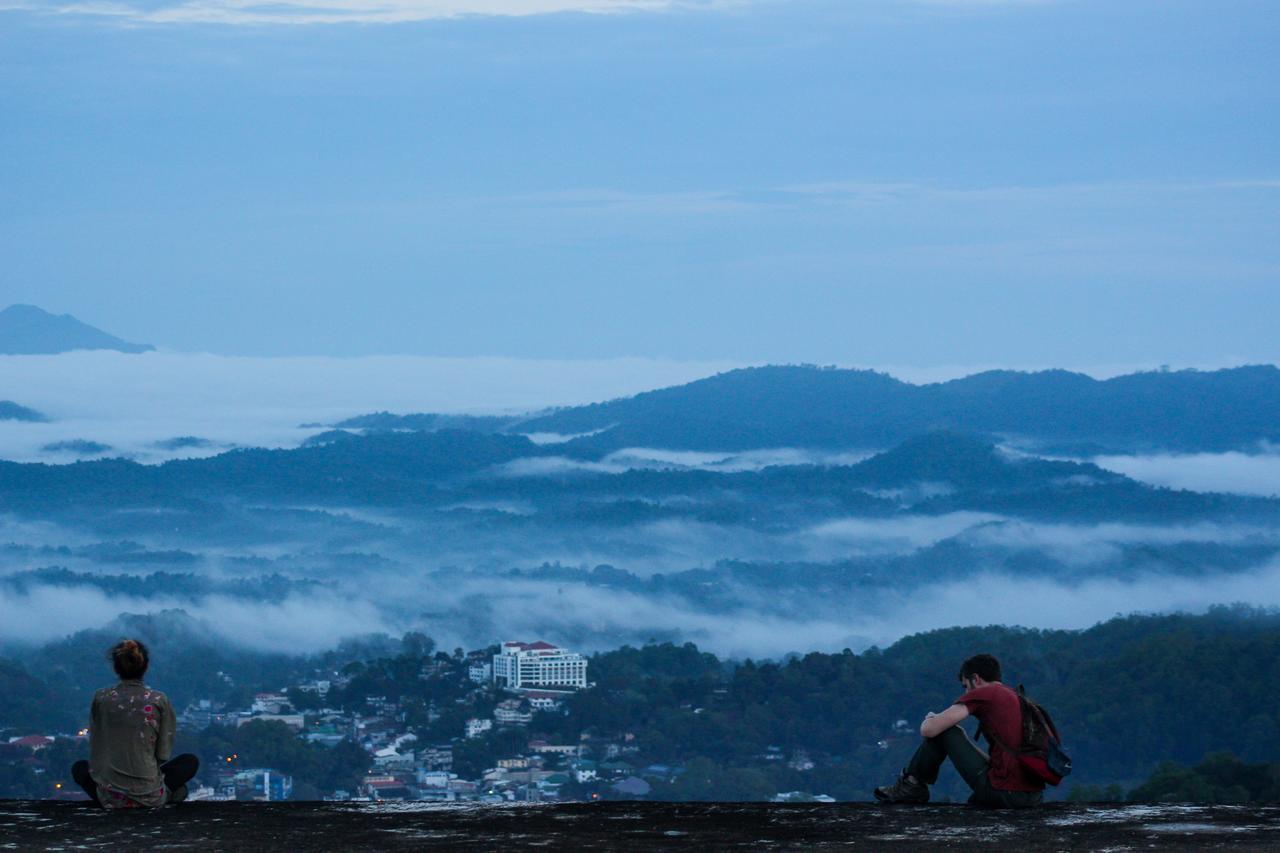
top-left (345, 365), bottom-right (1280, 454)
top-left (539, 365), bottom-right (1280, 453)
top-left (0, 401), bottom-right (46, 422)
top-left (0, 304), bottom-right (153, 355)
top-left (1, 430), bottom-right (1275, 526)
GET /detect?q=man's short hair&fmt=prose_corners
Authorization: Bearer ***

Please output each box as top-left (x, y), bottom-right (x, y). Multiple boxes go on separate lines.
top-left (958, 653), bottom-right (1001, 683)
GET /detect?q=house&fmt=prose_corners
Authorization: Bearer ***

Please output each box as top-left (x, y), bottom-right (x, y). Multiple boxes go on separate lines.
top-left (251, 693), bottom-right (289, 714)
top-left (373, 747), bottom-right (415, 771)
top-left (527, 740), bottom-right (580, 757)
top-left (238, 713), bottom-right (305, 732)
top-left (419, 743), bottom-right (453, 770)
top-left (518, 690), bottom-right (567, 712)
top-left (611, 776), bottom-right (652, 797)
top-left (233, 768), bottom-right (293, 802)
top-left (416, 770), bottom-right (452, 789)
top-left (7, 735), bottom-right (53, 751)
top-left (364, 776), bottom-right (412, 801)
top-left (571, 760), bottom-right (598, 783)
top-left (465, 718), bottom-right (493, 739)
top-left (493, 700), bottom-right (533, 726)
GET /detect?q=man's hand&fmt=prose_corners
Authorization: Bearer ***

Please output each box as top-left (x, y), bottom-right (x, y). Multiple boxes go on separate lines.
top-left (920, 703), bottom-right (970, 738)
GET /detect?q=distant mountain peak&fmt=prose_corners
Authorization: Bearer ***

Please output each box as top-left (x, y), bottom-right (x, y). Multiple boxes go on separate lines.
top-left (0, 304), bottom-right (154, 355)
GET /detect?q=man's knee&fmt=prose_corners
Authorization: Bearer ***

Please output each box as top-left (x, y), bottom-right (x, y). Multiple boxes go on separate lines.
top-left (926, 724), bottom-right (967, 744)
top-left (71, 760), bottom-right (91, 785)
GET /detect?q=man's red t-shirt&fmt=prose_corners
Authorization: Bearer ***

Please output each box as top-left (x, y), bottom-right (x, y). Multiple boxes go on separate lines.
top-left (956, 683), bottom-right (1044, 792)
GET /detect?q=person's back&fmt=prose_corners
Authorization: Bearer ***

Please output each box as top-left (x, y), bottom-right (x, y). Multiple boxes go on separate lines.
top-left (88, 677), bottom-right (175, 807)
top-left (72, 639), bottom-right (199, 808)
top-left (954, 681), bottom-right (1044, 794)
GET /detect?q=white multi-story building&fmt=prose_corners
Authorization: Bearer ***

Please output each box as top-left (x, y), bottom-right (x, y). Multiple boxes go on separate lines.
top-left (492, 641), bottom-right (588, 689)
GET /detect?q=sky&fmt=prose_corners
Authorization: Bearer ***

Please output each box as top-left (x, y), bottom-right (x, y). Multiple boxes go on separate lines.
top-left (1, 0), bottom-right (1278, 364)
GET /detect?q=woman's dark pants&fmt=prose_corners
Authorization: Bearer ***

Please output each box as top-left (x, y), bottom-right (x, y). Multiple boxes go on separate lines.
top-left (905, 725), bottom-right (1042, 808)
top-left (71, 754), bottom-right (200, 807)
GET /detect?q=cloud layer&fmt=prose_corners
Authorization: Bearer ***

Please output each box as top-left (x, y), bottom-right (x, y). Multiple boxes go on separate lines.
top-left (5, 555), bottom-right (1280, 659)
top-left (0, 352), bottom-right (734, 464)
top-left (1092, 450), bottom-right (1280, 498)
top-left (6, 0), bottom-right (716, 25)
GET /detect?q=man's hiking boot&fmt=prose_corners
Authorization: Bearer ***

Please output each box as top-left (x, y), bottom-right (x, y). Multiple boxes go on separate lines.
top-left (874, 772), bottom-right (929, 804)
top-left (168, 784), bottom-right (189, 805)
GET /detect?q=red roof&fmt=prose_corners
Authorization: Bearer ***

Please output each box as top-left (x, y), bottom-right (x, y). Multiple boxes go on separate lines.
top-left (502, 640), bottom-right (559, 651)
top-left (9, 735), bottom-right (52, 749)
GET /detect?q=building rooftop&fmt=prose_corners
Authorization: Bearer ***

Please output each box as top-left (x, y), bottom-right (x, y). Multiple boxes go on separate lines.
top-left (1, 802), bottom-right (1277, 851)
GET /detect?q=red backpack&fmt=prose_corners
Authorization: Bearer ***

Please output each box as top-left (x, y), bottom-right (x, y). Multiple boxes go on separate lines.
top-left (980, 684), bottom-right (1072, 786)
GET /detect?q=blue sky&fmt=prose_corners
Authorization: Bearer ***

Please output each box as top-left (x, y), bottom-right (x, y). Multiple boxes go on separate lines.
top-left (1, 0), bottom-right (1277, 364)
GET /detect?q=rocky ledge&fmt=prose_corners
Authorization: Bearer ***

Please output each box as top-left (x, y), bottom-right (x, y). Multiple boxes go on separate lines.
top-left (2, 801), bottom-right (1279, 851)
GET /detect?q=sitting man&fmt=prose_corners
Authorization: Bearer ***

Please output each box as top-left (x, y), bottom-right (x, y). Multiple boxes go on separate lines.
top-left (71, 639), bottom-right (200, 808)
top-left (874, 653), bottom-right (1043, 808)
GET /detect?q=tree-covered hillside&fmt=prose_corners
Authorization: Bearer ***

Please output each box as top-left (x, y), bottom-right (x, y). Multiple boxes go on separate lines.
top-left (511, 365), bottom-right (1280, 453)
top-left (6, 608), bottom-right (1280, 801)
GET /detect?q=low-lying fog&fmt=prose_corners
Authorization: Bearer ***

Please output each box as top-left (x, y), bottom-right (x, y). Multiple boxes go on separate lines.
top-left (1091, 450), bottom-right (1280, 498)
top-left (0, 352), bottom-right (738, 463)
top-left (3, 509), bottom-right (1278, 659)
top-left (3, 351), bottom-right (1278, 661)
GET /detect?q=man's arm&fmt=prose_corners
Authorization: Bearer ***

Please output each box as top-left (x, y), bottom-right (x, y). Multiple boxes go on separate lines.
top-left (920, 703), bottom-right (970, 738)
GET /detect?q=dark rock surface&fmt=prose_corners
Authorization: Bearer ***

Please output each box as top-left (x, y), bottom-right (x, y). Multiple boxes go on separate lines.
top-left (4, 801), bottom-right (1280, 851)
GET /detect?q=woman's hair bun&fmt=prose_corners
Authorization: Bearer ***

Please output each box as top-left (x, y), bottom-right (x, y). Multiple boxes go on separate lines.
top-left (109, 638), bottom-right (150, 679)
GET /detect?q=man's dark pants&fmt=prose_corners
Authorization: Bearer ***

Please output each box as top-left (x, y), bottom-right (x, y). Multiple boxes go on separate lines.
top-left (71, 754), bottom-right (200, 807)
top-left (905, 725), bottom-right (1042, 808)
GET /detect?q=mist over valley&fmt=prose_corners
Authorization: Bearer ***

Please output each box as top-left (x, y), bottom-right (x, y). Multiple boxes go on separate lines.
top-left (2, 356), bottom-right (1278, 662)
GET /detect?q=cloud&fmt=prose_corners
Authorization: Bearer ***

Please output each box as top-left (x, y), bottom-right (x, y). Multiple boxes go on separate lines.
top-left (5, 0), bottom-right (1070, 26)
top-left (0, 351), bottom-right (735, 464)
top-left (8, 551), bottom-right (1280, 660)
top-left (0, 584), bottom-right (390, 653)
top-left (482, 179), bottom-right (1280, 221)
top-left (1091, 451), bottom-right (1280, 498)
top-left (855, 558), bottom-right (1280, 646)
top-left (804, 513), bottom-right (1003, 555)
top-left (494, 447), bottom-right (874, 477)
top-left (11, 0), bottom-right (731, 25)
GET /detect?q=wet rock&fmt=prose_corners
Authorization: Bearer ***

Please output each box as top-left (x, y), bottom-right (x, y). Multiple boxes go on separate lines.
top-left (2, 801), bottom-right (1278, 851)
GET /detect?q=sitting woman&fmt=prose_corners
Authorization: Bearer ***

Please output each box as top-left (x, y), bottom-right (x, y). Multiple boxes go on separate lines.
top-left (71, 639), bottom-right (199, 808)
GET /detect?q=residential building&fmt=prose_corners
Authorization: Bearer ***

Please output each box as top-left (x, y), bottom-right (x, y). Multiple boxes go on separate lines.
top-left (234, 768), bottom-right (293, 802)
top-left (465, 718), bottom-right (493, 739)
top-left (420, 743), bottom-right (453, 770)
top-left (527, 740), bottom-right (580, 757)
top-left (237, 713), bottom-right (305, 732)
top-left (520, 690), bottom-right (566, 711)
top-left (493, 699), bottom-right (533, 726)
top-left (251, 693), bottom-right (289, 714)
